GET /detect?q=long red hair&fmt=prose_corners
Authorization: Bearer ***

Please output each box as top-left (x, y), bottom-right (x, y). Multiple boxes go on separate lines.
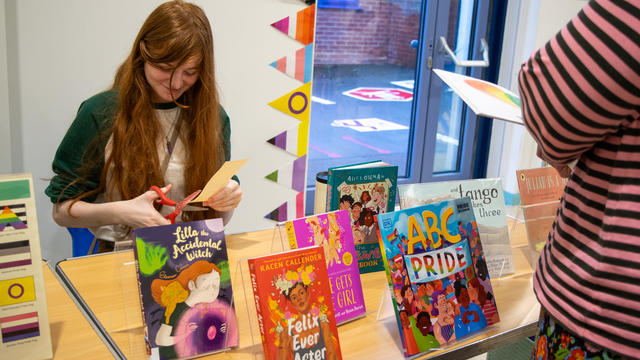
top-left (72, 0), bottom-right (223, 221)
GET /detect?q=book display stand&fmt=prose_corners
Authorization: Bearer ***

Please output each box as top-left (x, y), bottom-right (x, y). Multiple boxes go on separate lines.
top-left (520, 200), bottom-right (560, 268)
top-left (231, 223), bottom-right (288, 357)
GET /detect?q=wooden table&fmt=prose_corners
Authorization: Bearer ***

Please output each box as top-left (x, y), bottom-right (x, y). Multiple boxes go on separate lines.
top-left (55, 220), bottom-right (538, 359)
top-left (43, 262), bottom-right (113, 359)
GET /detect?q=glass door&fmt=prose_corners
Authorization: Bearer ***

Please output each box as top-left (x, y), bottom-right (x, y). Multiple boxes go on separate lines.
top-left (413, 0), bottom-right (500, 183)
top-left (306, 0), bottom-right (505, 212)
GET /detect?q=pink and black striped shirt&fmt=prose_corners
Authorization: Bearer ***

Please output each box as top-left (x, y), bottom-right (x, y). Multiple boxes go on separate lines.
top-left (518, 0), bottom-right (640, 358)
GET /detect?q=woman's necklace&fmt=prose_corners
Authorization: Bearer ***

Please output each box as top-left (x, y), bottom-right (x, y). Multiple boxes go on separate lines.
top-left (165, 108), bottom-right (181, 155)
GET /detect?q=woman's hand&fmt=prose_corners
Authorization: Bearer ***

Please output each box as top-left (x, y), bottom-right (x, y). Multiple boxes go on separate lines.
top-left (118, 185), bottom-right (172, 228)
top-left (203, 180), bottom-right (242, 212)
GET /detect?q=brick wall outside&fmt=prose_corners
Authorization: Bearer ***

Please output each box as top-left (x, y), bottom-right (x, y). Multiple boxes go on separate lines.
top-left (314, 0), bottom-right (421, 68)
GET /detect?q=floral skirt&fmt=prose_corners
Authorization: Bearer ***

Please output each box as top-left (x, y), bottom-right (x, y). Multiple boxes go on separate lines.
top-left (531, 308), bottom-right (625, 360)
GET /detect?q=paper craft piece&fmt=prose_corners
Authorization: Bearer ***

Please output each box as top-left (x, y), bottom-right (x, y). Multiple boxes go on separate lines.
top-left (192, 159), bottom-right (248, 202)
top-left (0, 240), bottom-right (32, 269)
top-left (265, 155), bottom-right (307, 192)
top-left (267, 122), bottom-right (309, 157)
top-left (271, 5), bottom-right (315, 45)
top-left (264, 191), bottom-right (304, 222)
top-left (268, 82), bottom-right (311, 122)
top-left (0, 205), bottom-right (27, 231)
top-left (0, 312), bottom-right (39, 343)
top-left (434, 69), bottom-right (523, 125)
top-left (269, 44), bottom-right (314, 83)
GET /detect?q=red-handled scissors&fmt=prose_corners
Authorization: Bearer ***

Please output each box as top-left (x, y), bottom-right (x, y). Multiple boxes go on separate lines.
top-left (149, 185), bottom-right (208, 224)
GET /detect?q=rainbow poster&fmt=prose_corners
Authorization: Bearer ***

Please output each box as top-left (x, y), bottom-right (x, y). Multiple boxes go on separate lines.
top-left (270, 5), bottom-right (315, 45)
top-left (434, 69), bottom-right (523, 125)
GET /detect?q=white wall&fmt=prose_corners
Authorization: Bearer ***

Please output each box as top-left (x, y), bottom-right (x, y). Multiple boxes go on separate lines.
top-left (487, 0), bottom-right (587, 201)
top-left (3, 0), bottom-right (308, 263)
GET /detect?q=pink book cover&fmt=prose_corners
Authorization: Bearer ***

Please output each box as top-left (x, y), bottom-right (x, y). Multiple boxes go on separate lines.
top-left (285, 210), bottom-right (366, 324)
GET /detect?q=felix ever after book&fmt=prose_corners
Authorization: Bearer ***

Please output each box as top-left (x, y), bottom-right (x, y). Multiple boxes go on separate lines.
top-left (133, 219), bottom-right (238, 360)
top-left (377, 197), bottom-right (500, 357)
top-left (248, 247), bottom-right (342, 360)
top-left (285, 209), bottom-right (366, 324)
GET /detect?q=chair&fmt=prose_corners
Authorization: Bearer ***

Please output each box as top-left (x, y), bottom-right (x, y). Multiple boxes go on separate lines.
top-left (66, 227), bottom-right (98, 257)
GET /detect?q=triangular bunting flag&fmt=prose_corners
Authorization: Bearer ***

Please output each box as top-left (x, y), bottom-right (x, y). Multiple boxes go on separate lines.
top-left (264, 155), bottom-right (307, 192)
top-left (271, 5), bottom-right (315, 45)
top-left (269, 82), bottom-right (312, 122)
top-left (269, 44), bottom-right (313, 83)
top-left (266, 121), bottom-right (309, 157)
top-left (264, 191), bottom-right (305, 222)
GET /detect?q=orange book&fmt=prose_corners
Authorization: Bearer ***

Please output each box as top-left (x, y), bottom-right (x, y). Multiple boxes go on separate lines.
top-left (248, 247), bottom-right (342, 360)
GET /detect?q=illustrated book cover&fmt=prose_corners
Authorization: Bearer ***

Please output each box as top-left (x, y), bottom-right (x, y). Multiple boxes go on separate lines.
top-left (285, 209), bottom-right (366, 324)
top-left (516, 166), bottom-right (567, 267)
top-left (377, 197), bottom-right (500, 357)
top-left (326, 160), bottom-right (398, 273)
top-left (132, 218), bottom-right (238, 360)
top-left (434, 69), bottom-right (523, 125)
top-left (398, 178), bottom-right (515, 278)
top-left (248, 246), bottom-right (342, 360)
top-left (0, 174), bottom-right (52, 359)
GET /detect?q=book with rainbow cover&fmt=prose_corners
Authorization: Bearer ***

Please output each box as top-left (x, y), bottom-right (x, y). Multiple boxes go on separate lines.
top-left (285, 209), bottom-right (366, 324)
top-left (248, 246), bottom-right (342, 360)
top-left (132, 219), bottom-right (237, 360)
top-left (377, 197), bottom-right (500, 357)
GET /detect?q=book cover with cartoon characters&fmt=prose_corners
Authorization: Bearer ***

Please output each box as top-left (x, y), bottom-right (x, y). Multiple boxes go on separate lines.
top-left (248, 246), bottom-right (342, 360)
top-left (285, 210), bottom-right (366, 324)
top-left (398, 178), bottom-right (515, 278)
top-left (326, 160), bottom-right (398, 273)
top-left (377, 197), bottom-right (500, 357)
top-left (132, 219), bottom-right (237, 360)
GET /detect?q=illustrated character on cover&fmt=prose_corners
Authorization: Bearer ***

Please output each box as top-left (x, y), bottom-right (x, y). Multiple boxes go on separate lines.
top-left (359, 209), bottom-right (378, 244)
top-left (306, 217), bottom-right (329, 261)
top-left (325, 213), bottom-right (343, 266)
top-left (151, 260), bottom-right (234, 359)
top-left (370, 183), bottom-right (387, 214)
top-left (453, 284), bottom-right (486, 338)
top-left (350, 201), bottom-right (362, 227)
top-left (274, 267), bottom-right (339, 360)
top-left (400, 284), bottom-right (418, 316)
top-left (338, 194), bottom-right (354, 211)
top-left (468, 277), bottom-right (499, 325)
top-left (411, 311), bottom-right (440, 350)
top-left (431, 290), bottom-right (456, 344)
top-left (359, 190), bottom-right (372, 211)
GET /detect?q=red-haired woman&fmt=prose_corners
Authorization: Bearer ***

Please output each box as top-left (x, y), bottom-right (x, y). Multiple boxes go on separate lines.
top-left (45, 1), bottom-right (241, 249)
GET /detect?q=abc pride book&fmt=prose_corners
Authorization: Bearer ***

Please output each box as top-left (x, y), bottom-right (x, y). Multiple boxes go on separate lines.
top-left (132, 219), bottom-right (238, 360)
top-left (377, 197), bottom-right (500, 357)
top-left (285, 209), bottom-right (366, 324)
top-left (248, 246), bottom-right (342, 360)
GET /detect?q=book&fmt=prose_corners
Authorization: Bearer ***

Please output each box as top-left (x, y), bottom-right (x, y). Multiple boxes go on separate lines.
top-left (516, 166), bottom-right (567, 267)
top-left (516, 166), bottom-right (567, 206)
top-left (285, 210), bottom-right (366, 324)
top-left (132, 219), bottom-right (237, 360)
top-left (398, 178), bottom-right (515, 278)
top-left (248, 246), bottom-right (342, 360)
top-left (326, 160), bottom-right (398, 273)
top-left (0, 174), bottom-right (52, 359)
top-left (433, 69), bottom-right (523, 125)
top-left (377, 197), bottom-right (500, 357)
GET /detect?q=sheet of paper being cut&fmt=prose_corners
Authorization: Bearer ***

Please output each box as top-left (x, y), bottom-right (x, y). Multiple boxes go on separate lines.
top-left (191, 159), bottom-right (249, 202)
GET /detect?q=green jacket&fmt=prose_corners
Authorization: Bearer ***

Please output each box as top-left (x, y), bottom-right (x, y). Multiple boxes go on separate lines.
top-left (45, 89), bottom-right (233, 203)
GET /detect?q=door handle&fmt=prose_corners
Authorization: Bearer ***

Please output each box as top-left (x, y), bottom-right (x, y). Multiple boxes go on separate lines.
top-left (439, 36), bottom-right (489, 67)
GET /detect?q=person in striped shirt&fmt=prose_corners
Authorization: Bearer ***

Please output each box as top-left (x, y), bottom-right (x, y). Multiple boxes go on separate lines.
top-left (518, 0), bottom-right (640, 358)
